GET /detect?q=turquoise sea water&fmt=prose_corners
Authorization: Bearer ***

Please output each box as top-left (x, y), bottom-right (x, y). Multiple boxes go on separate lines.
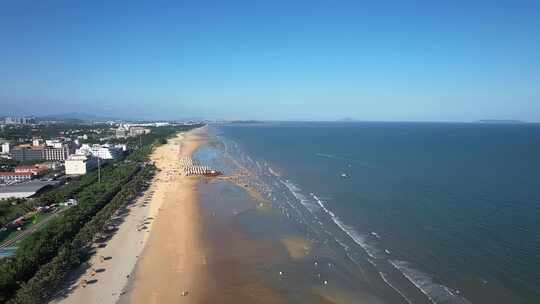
top-left (213, 122), bottom-right (540, 304)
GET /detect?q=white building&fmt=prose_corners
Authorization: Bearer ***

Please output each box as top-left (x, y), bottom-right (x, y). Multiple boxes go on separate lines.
top-left (76, 144), bottom-right (122, 160)
top-left (65, 154), bottom-right (97, 175)
top-left (129, 126), bottom-right (151, 137)
top-left (115, 125), bottom-right (129, 138)
top-left (43, 146), bottom-right (70, 161)
top-left (115, 144), bottom-right (127, 152)
top-left (45, 140), bottom-right (64, 149)
top-left (1, 142), bottom-right (10, 154)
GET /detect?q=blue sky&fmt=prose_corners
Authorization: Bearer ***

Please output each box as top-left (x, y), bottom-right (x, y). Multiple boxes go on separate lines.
top-left (1, 0), bottom-right (539, 121)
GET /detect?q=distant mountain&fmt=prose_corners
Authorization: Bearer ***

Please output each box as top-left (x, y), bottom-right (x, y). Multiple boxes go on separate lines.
top-left (336, 117), bottom-right (359, 122)
top-left (228, 120), bottom-right (264, 124)
top-left (37, 113), bottom-right (210, 123)
top-left (477, 119), bottom-right (525, 124)
top-left (38, 112), bottom-right (121, 122)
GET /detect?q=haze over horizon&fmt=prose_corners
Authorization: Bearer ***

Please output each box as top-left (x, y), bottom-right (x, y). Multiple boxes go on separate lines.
top-left (1, 1), bottom-right (539, 122)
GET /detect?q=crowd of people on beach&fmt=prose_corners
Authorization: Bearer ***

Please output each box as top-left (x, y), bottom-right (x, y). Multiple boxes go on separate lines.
top-left (179, 156), bottom-right (221, 177)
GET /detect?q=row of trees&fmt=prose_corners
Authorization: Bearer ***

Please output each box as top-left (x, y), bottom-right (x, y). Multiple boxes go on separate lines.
top-left (8, 165), bottom-right (156, 304)
top-left (0, 162), bottom-right (139, 302)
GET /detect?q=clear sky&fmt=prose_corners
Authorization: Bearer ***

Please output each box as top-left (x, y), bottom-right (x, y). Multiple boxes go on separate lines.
top-left (1, 0), bottom-right (539, 121)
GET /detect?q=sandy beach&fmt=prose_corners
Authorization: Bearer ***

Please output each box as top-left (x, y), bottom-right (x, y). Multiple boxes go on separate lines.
top-left (51, 129), bottom-right (204, 304)
top-left (121, 128), bottom-right (207, 304)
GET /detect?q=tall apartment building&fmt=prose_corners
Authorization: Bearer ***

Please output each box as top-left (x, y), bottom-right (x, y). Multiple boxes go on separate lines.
top-left (11, 144), bottom-right (70, 161)
top-left (10, 146), bottom-right (44, 161)
top-left (43, 146), bottom-right (70, 161)
top-left (2, 117), bottom-right (35, 125)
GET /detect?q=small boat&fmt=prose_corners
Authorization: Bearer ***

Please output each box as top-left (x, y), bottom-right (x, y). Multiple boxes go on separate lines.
top-left (340, 173), bottom-right (350, 179)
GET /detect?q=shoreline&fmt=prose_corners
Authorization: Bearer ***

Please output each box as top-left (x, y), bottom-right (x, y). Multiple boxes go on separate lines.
top-left (121, 128), bottom-right (207, 304)
top-left (50, 129), bottom-right (203, 304)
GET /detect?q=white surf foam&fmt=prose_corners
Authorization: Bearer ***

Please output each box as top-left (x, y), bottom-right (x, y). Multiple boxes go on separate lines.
top-left (310, 193), bottom-right (380, 259)
top-left (380, 271), bottom-right (414, 304)
top-left (389, 260), bottom-right (472, 304)
top-left (281, 180), bottom-right (320, 213)
top-left (268, 166), bottom-right (280, 177)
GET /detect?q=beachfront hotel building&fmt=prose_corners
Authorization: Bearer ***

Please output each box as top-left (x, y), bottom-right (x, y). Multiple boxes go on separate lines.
top-left (43, 146), bottom-right (70, 161)
top-left (64, 154), bottom-right (98, 175)
top-left (75, 144), bottom-right (123, 160)
top-left (10, 146), bottom-right (44, 161)
top-left (10, 142), bottom-right (71, 162)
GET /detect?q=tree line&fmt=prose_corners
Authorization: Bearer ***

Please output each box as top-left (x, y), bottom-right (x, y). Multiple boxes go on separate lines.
top-left (9, 165), bottom-right (156, 304)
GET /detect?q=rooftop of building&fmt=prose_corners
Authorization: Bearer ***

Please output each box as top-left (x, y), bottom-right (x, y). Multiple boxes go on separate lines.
top-left (0, 180), bottom-right (59, 198)
top-left (0, 172), bottom-right (34, 176)
top-left (15, 165), bottom-right (41, 169)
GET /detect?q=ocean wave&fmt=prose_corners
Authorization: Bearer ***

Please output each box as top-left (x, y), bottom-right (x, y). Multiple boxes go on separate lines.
top-left (335, 237), bottom-right (350, 251)
top-left (268, 166), bottom-right (280, 177)
top-left (389, 260), bottom-right (472, 304)
top-left (309, 192), bottom-right (471, 304)
top-left (379, 271), bottom-right (414, 304)
top-left (310, 193), bottom-right (381, 259)
top-left (371, 231), bottom-right (381, 239)
top-left (315, 153), bottom-right (338, 158)
top-left (281, 180), bottom-right (320, 213)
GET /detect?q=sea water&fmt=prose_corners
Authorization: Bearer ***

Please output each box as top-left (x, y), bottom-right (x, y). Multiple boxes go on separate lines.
top-left (199, 122), bottom-right (540, 304)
